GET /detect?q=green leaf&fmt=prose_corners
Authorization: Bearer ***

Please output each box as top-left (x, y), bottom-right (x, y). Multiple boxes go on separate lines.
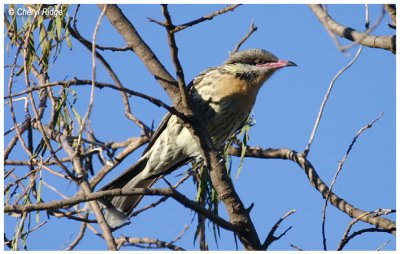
top-left (36, 171), bottom-right (43, 223)
top-left (55, 15), bottom-right (62, 41)
top-left (65, 23), bottom-right (72, 49)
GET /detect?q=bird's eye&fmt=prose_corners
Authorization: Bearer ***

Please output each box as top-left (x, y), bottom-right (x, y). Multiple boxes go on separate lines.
top-left (254, 59), bottom-right (264, 65)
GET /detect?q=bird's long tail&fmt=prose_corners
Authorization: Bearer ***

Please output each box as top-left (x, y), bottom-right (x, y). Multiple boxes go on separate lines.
top-left (99, 157), bottom-right (156, 229)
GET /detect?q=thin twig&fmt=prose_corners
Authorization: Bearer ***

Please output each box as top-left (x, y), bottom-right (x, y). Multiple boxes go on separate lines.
top-left (162, 4), bottom-right (191, 112)
top-left (304, 45), bottom-right (364, 156)
top-left (67, 18), bottom-right (150, 133)
top-left (5, 79), bottom-right (175, 118)
top-left (170, 224), bottom-right (189, 245)
top-left (322, 112), bottom-right (383, 250)
top-left (148, 4), bottom-right (241, 33)
top-left (231, 20), bottom-right (258, 54)
top-left (65, 214), bottom-right (88, 250)
top-left (75, 4), bottom-right (106, 149)
top-left (290, 244), bottom-right (304, 251)
top-left (130, 173), bottom-right (191, 217)
top-left (337, 209), bottom-right (395, 250)
top-left (89, 136), bottom-right (149, 190)
top-left (95, 45), bottom-right (132, 52)
top-left (262, 209), bottom-right (296, 250)
top-left (376, 240), bottom-right (391, 251)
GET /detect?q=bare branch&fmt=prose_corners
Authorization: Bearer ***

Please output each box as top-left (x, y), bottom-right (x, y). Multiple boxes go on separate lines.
top-left (339, 227), bottom-right (392, 250)
top-left (231, 20), bottom-right (258, 54)
top-left (96, 45), bottom-right (132, 52)
top-left (5, 187), bottom-right (238, 233)
top-left (65, 214), bottom-right (88, 250)
top-left (130, 174), bottom-right (191, 217)
top-left (262, 209), bottom-right (296, 250)
top-left (304, 45), bottom-right (364, 156)
top-left (309, 4), bottom-right (395, 53)
top-left (115, 236), bottom-right (185, 251)
top-left (337, 209), bottom-right (395, 250)
top-left (5, 79), bottom-right (173, 114)
top-left (290, 244), bottom-right (304, 251)
top-left (98, 4), bottom-right (180, 102)
top-left (322, 112), bottom-right (384, 249)
top-left (59, 124), bottom-right (117, 250)
top-left (89, 136), bottom-right (149, 190)
top-left (227, 146), bottom-right (396, 235)
top-left (161, 4), bottom-right (191, 112)
top-left (67, 19), bottom-right (150, 133)
top-left (339, 5), bottom-right (386, 52)
top-left (168, 4), bottom-right (241, 33)
top-left (384, 4), bottom-right (396, 29)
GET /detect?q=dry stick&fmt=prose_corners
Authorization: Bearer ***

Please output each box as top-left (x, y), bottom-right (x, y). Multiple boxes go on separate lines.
top-left (376, 239), bottom-right (391, 251)
top-left (290, 243), bottom-right (304, 251)
top-left (5, 187), bottom-right (237, 232)
top-left (384, 4), bottom-right (396, 28)
top-left (340, 227), bottom-right (390, 250)
top-left (304, 45), bottom-right (364, 156)
top-left (231, 20), bottom-right (258, 54)
top-left (97, 4), bottom-right (180, 101)
top-left (68, 20), bottom-right (149, 133)
top-left (320, 6), bottom-right (372, 249)
top-left (227, 147), bottom-right (396, 235)
top-left (115, 236), bottom-right (185, 251)
top-left (321, 112), bottom-right (383, 250)
top-left (89, 136), bottom-right (149, 190)
top-left (337, 209), bottom-right (395, 250)
top-left (59, 136), bottom-right (117, 250)
top-left (262, 209), bottom-right (296, 250)
top-left (171, 4), bottom-right (241, 33)
top-left (65, 214), bottom-right (89, 251)
top-left (6, 45), bottom-right (33, 160)
top-left (340, 5), bottom-right (386, 52)
top-left (162, 4), bottom-right (191, 112)
top-left (68, 6), bottom-right (117, 251)
top-left (5, 79), bottom-right (173, 112)
top-left (147, 4), bottom-right (241, 33)
top-left (308, 4), bottom-right (395, 54)
top-left (130, 173), bottom-right (191, 217)
top-left (20, 221), bottom-right (48, 239)
top-left (18, 25), bottom-right (79, 182)
top-left (4, 169), bottom-right (39, 195)
top-left (171, 224), bottom-right (190, 245)
top-left (8, 25), bottom-right (41, 203)
top-left (74, 3), bottom-right (105, 152)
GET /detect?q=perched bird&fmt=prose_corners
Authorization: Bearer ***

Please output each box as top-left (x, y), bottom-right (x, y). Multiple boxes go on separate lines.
top-left (99, 48), bottom-right (296, 229)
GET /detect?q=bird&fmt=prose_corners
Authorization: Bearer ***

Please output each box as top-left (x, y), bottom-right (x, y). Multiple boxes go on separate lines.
top-left (99, 48), bottom-right (296, 229)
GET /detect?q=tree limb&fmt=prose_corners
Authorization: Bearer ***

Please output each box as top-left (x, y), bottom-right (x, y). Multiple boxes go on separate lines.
top-left (228, 146), bottom-right (396, 235)
top-left (309, 4), bottom-right (395, 54)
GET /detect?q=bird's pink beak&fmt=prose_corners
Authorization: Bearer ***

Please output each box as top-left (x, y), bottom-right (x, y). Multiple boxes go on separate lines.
top-left (259, 60), bottom-right (297, 69)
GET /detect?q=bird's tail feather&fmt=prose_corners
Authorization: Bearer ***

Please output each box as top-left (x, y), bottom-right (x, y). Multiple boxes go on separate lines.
top-left (99, 157), bottom-right (157, 229)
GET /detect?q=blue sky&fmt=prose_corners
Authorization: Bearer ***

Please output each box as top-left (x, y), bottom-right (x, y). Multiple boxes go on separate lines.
top-left (3, 4), bottom-right (396, 251)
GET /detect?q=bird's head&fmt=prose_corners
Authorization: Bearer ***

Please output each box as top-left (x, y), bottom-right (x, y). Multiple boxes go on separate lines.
top-left (222, 48), bottom-right (296, 86)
